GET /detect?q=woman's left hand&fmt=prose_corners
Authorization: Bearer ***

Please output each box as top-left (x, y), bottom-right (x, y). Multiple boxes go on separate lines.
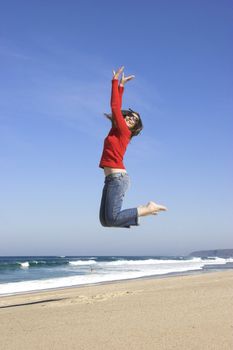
top-left (120, 72), bottom-right (135, 86)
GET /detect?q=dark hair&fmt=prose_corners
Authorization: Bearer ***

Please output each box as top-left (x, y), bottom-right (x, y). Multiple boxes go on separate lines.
top-left (104, 108), bottom-right (143, 138)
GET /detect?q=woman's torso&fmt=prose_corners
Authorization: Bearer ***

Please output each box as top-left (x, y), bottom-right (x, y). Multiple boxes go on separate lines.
top-left (99, 128), bottom-right (130, 171)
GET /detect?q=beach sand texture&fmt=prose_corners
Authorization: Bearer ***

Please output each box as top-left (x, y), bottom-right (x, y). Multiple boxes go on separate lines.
top-left (0, 271), bottom-right (233, 350)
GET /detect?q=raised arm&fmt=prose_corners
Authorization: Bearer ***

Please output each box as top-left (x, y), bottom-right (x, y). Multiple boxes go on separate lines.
top-left (118, 71), bottom-right (135, 109)
top-left (118, 84), bottom-right (124, 109)
top-left (111, 66), bottom-right (135, 133)
top-left (111, 79), bottom-right (128, 132)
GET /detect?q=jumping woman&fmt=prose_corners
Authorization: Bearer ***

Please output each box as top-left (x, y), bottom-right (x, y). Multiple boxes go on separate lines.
top-left (99, 66), bottom-right (167, 228)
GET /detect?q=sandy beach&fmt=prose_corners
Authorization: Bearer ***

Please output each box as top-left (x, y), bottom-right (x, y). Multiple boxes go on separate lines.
top-left (1, 271), bottom-right (233, 350)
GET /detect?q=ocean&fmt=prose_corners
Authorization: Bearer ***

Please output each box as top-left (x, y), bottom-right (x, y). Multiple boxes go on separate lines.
top-left (0, 255), bottom-right (233, 296)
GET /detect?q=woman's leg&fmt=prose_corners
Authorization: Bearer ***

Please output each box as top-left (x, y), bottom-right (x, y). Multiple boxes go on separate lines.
top-left (99, 173), bottom-right (167, 228)
top-left (104, 173), bottom-right (139, 228)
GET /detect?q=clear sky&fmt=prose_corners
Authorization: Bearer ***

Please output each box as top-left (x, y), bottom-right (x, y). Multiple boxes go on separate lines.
top-left (0, 0), bottom-right (232, 256)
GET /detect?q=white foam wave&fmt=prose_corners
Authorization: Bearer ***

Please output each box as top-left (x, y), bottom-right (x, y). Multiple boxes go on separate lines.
top-left (19, 262), bottom-right (29, 268)
top-left (1, 256), bottom-right (231, 296)
top-left (103, 258), bottom-right (203, 266)
top-left (211, 257), bottom-right (226, 263)
top-left (0, 264), bottom-right (201, 296)
top-left (213, 257), bottom-right (233, 263)
top-left (69, 260), bottom-right (97, 266)
top-left (190, 257), bottom-right (203, 262)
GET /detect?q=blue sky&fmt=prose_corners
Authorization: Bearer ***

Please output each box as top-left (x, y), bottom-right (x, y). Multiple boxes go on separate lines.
top-left (0, 0), bottom-right (232, 256)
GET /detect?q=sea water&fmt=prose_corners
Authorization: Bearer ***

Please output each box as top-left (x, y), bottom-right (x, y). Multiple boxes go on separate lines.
top-left (0, 255), bottom-right (233, 296)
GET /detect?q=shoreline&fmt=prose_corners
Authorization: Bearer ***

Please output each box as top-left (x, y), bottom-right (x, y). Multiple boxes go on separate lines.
top-left (0, 265), bottom-right (231, 298)
top-left (1, 270), bottom-right (233, 350)
top-left (0, 267), bottom-right (231, 300)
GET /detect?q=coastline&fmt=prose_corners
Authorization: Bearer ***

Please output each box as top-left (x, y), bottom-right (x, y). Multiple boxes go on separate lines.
top-left (1, 255), bottom-right (232, 297)
top-left (1, 270), bottom-right (233, 349)
top-left (0, 265), bottom-right (230, 298)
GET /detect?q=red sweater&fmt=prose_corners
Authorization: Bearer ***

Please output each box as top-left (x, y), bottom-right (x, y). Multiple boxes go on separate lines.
top-left (99, 79), bottom-right (131, 169)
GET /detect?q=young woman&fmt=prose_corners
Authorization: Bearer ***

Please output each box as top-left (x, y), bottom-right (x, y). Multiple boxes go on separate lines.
top-left (99, 66), bottom-right (167, 228)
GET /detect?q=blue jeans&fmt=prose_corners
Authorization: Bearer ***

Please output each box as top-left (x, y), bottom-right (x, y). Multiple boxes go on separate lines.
top-left (99, 172), bottom-right (139, 228)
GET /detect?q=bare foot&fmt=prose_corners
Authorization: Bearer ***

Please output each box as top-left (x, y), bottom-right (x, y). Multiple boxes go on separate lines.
top-left (147, 201), bottom-right (167, 214)
top-left (137, 201), bottom-right (167, 217)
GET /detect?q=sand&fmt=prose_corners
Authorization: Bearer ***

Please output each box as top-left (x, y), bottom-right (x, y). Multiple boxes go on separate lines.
top-left (0, 271), bottom-right (233, 350)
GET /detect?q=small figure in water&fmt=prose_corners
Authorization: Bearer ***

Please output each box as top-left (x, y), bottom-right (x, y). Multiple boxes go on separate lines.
top-left (99, 66), bottom-right (167, 228)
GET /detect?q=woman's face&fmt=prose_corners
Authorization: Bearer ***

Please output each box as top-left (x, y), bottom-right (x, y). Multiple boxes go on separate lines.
top-left (125, 113), bottom-right (139, 129)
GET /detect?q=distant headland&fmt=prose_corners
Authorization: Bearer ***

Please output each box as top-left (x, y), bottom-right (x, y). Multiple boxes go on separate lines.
top-left (189, 249), bottom-right (233, 258)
